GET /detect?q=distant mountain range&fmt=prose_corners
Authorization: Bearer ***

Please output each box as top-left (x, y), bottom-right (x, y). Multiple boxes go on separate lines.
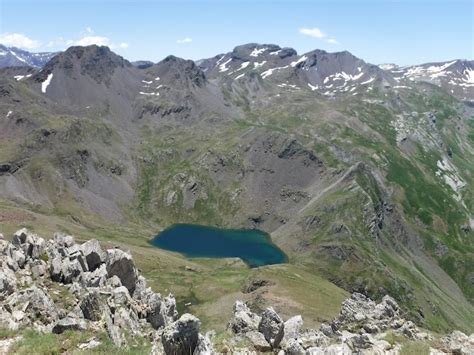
top-left (0, 44), bottom-right (57, 68)
top-left (0, 43), bottom-right (473, 334)
top-left (2, 43), bottom-right (472, 102)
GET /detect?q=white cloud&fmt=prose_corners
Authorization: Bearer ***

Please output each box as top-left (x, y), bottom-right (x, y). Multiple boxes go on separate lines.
top-left (0, 33), bottom-right (41, 49)
top-left (177, 37), bottom-right (192, 44)
top-left (299, 27), bottom-right (339, 45)
top-left (43, 28), bottom-right (128, 51)
top-left (74, 35), bottom-right (110, 46)
top-left (299, 27), bottom-right (326, 39)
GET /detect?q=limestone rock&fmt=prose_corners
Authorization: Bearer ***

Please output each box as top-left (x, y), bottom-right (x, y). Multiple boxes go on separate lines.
top-left (442, 330), bottom-right (474, 355)
top-left (162, 313), bottom-right (201, 355)
top-left (106, 249), bottom-right (138, 294)
top-left (80, 239), bottom-right (106, 271)
top-left (258, 307), bottom-right (284, 348)
top-left (284, 315), bottom-right (303, 340)
top-left (80, 290), bottom-right (104, 321)
top-left (52, 317), bottom-right (87, 334)
top-left (229, 301), bottom-right (261, 334)
top-left (245, 331), bottom-right (272, 352)
top-left (193, 333), bottom-right (215, 355)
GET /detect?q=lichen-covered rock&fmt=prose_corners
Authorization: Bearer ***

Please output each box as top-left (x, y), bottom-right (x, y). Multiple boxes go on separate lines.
top-left (258, 307), bottom-right (284, 348)
top-left (193, 333), bottom-right (215, 355)
top-left (245, 330), bottom-right (272, 352)
top-left (52, 316), bottom-right (87, 334)
top-left (80, 290), bottom-right (104, 321)
top-left (284, 315), bottom-right (303, 340)
top-left (161, 313), bottom-right (201, 355)
top-left (80, 239), bottom-right (106, 271)
top-left (442, 330), bottom-right (474, 355)
top-left (106, 249), bottom-right (138, 294)
top-left (229, 301), bottom-right (261, 334)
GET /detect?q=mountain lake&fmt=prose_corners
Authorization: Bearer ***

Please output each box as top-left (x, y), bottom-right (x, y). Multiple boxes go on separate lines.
top-left (151, 224), bottom-right (288, 268)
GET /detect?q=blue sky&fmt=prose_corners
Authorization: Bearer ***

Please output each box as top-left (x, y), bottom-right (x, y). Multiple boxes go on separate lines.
top-left (0, 0), bottom-right (472, 65)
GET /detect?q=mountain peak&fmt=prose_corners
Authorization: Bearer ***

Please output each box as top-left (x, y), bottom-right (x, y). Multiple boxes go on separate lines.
top-left (34, 45), bottom-right (131, 85)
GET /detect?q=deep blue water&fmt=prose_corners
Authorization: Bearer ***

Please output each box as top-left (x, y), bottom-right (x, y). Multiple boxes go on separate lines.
top-left (151, 224), bottom-right (288, 268)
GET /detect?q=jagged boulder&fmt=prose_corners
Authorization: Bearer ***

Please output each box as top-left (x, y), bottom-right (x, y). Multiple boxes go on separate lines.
top-left (53, 233), bottom-right (75, 248)
top-left (442, 330), bottom-right (474, 355)
top-left (258, 307), bottom-right (284, 348)
top-left (297, 329), bottom-right (329, 349)
top-left (229, 301), bottom-right (261, 334)
top-left (245, 331), bottom-right (272, 352)
top-left (52, 317), bottom-right (87, 334)
top-left (49, 256), bottom-right (84, 284)
top-left (80, 239), bottom-right (106, 271)
top-left (80, 290), bottom-right (104, 321)
top-left (106, 249), bottom-right (138, 294)
top-left (0, 265), bottom-right (17, 297)
top-left (12, 229), bottom-right (45, 260)
top-left (79, 263), bottom-right (108, 287)
top-left (194, 333), bottom-right (215, 355)
top-left (161, 313), bottom-right (201, 355)
top-left (283, 338), bottom-right (305, 355)
top-left (284, 315), bottom-right (303, 340)
top-left (4, 285), bottom-right (59, 329)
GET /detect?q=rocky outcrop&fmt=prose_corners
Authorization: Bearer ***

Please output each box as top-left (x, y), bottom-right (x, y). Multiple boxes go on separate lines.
top-left (0, 229), bottom-right (207, 353)
top-left (227, 293), bottom-right (473, 354)
top-left (0, 229), bottom-right (472, 354)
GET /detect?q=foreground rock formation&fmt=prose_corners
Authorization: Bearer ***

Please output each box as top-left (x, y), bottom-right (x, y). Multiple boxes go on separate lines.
top-left (0, 229), bottom-right (213, 354)
top-left (227, 294), bottom-right (474, 354)
top-left (0, 228), bottom-right (473, 354)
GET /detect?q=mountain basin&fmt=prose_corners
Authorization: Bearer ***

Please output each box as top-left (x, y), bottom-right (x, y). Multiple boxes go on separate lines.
top-left (151, 224), bottom-right (288, 268)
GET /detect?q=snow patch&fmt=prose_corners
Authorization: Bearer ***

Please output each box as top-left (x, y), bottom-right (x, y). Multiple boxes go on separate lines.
top-left (6, 111), bottom-right (12, 118)
top-left (41, 73), bottom-right (53, 93)
top-left (464, 68), bottom-right (474, 84)
top-left (14, 75), bottom-right (25, 81)
top-left (360, 77), bottom-right (375, 85)
top-left (307, 83), bottom-right (318, 91)
top-left (290, 55), bottom-right (307, 67)
top-left (139, 91), bottom-right (160, 96)
top-left (253, 61), bottom-right (266, 69)
top-left (142, 80), bottom-right (152, 84)
top-left (237, 61), bottom-right (250, 71)
top-left (250, 47), bottom-right (267, 57)
top-left (235, 73), bottom-right (245, 80)
top-left (260, 65), bottom-right (288, 79)
top-left (219, 58), bottom-right (232, 72)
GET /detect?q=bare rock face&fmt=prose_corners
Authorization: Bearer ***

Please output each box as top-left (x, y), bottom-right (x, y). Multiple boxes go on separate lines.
top-left (80, 239), bottom-right (106, 271)
top-left (106, 249), bottom-right (138, 294)
top-left (245, 331), bottom-right (272, 352)
top-left (194, 333), bottom-right (215, 355)
top-left (258, 307), bottom-right (285, 348)
top-left (442, 331), bottom-right (474, 355)
top-left (80, 290), bottom-right (104, 321)
top-left (0, 228), bottom-right (190, 349)
top-left (161, 313), bottom-right (201, 355)
top-left (229, 301), bottom-right (261, 334)
top-left (52, 316), bottom-right (87, 334)
top-left (0, 228), bottom-right (471, 354)
top-left (283, 315), bottom-right (303, 340)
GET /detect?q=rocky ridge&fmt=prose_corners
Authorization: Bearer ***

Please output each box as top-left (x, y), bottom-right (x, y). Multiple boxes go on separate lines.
top-left (0, 228), bottom-right (473, 354)
top-left (0, 228), bottom-right (213, 354)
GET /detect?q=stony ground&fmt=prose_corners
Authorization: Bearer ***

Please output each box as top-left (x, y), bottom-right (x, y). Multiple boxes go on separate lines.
top-left (0, 228), bottom-right (473, 354)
